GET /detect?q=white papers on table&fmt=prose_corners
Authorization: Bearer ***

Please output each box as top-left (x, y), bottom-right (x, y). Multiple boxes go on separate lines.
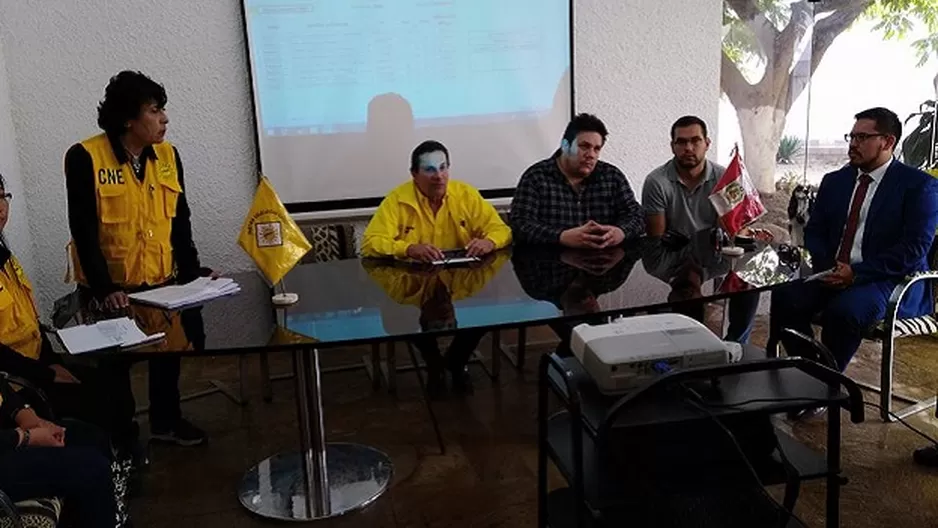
top-left (56, 317), bottom-right (165, 355)
top-left (128, 277), bottom-right (241, 309)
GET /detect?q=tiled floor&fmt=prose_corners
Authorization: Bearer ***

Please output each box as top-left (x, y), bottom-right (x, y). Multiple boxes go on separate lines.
top-left (127, 317), bottom-right (938, 527)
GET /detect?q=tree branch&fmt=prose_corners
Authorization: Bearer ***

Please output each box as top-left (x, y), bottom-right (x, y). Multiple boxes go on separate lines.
top-left (726, 0), bottom-right (779, 62)
top-left (768, 1), bottom-right (814, 109)
top-left (810, 1), bottom-right (870, 76)
top-left (721, 49), bottom-right (752, 107)
top-left (812, 0), bottom-right (869, 17)
top-left (725, 0), bottom-right (761, 22)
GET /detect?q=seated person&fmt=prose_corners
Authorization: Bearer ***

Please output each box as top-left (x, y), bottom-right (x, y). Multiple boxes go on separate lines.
top-left (509, 113), bottom-right (644, 248)
top-left (0, 173), bottom-right (139, 464)
top-left (0, 376), bottom-right (116, 527)
top-left (641, 118), bottom-right (758, 342)
top-left (361, 140), bottom-right (512, 392)
top-left (512, 246), bottom-right (641, 355)
top-left (771, 107), bottom-right (938, 420)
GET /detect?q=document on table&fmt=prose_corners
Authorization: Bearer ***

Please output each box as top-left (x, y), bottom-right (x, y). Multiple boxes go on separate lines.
top-left (56, 317), bottom-right (165, 355)
top-left (128, 277), bottom-right (241, 309)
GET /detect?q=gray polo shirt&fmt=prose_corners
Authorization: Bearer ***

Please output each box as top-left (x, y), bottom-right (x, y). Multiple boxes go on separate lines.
top-left (641, 159), bottom-right (726, 236)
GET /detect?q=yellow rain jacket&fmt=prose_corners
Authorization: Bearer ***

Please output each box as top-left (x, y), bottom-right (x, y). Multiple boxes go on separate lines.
top-left (0, 254), bottom-right (42, 359)
top-left (361, 180), bottom-right (512, 259)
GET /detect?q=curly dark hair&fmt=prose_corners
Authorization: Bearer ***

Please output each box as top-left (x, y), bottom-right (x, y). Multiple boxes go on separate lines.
top-left (96, 71), bottom-right (167, 137)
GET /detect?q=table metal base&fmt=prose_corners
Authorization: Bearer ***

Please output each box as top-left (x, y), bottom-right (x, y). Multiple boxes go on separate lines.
top-left (239, 443), bottom-right (392, 521)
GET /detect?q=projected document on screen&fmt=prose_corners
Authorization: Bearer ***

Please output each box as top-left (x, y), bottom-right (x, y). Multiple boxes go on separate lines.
top-left (242, 0), bottom-right (572, 209)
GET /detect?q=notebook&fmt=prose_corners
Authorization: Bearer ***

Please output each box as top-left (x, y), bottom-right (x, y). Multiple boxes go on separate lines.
top-left (56, 317), bottom-right (165, 355)
top-left (128, 277), bottom-right (241, 310)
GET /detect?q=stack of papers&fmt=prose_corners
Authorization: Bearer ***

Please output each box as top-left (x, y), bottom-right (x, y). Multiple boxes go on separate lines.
top-left (128, 277), bottom-right (241, 310)
top-left (56, 317), bottom-right (165, 355)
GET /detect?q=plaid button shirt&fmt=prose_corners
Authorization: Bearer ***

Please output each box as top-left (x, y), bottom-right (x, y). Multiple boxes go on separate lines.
top-left (509, 153), bottom-right (645, 245)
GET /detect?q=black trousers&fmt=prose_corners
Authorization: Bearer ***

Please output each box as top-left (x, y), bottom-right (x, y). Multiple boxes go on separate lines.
top-left (33, 356), bottom-right (181, 444)
top-left (411, 329), bottom-right (486, 372)
top-left (0, 419), bottom-right (116, 528)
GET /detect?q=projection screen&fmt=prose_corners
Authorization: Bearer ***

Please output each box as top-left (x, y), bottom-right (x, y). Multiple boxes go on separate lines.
top-left (241, 0), bottom-right (574, 213)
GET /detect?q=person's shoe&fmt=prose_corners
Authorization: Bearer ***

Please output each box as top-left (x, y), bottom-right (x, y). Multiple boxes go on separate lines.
top-left (787, 406), bottom-right (827, 421)
top-left (150, 418), bottom-right (207, 446)
top-left (450, 367), bottom-right (474, 395)
top-left (913, 444), bottom-right (938, 467)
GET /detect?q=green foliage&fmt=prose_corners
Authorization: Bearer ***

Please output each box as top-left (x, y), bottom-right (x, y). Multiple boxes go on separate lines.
top-left (901, 100), bottom-right (936, 169)
top-left (775, 170), bottom-right (803, 194)
top-left (865, 0), bottom-right (938, 66)
top-left (723, 0), bottom-right (938, 70)
top-left (776, 135), bottom-right (804, 164)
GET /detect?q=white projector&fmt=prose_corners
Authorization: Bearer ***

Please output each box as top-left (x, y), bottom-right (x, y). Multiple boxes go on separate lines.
top-left (570, 313), bottom-right (737, 395)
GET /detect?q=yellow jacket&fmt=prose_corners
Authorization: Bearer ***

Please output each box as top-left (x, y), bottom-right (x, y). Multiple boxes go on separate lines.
top-left (0, 254), bottom-right (42, 360)
top-left (361, 180), bottom-right (512, 259)
top-left (69, 133), bottom-right (181, 288)
top-left (364, 251), bottom-right (509, 306)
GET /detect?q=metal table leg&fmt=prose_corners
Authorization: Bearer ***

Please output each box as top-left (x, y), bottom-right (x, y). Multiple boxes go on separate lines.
top-left (239, 347), bottom-right (393, 520)
top-left (825, 405), bottom-right (841, 528)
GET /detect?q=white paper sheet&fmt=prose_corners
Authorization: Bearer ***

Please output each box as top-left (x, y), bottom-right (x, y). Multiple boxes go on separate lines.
top-left (56, 317), bottom-right (165, 355)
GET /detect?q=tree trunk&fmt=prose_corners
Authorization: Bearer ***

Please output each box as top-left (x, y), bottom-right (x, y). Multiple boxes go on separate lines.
top-left (736, 104), bottom-right (787, 195)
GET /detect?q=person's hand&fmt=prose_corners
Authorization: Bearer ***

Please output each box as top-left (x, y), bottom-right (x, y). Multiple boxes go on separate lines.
top-left (26, 426), bottom-right (65, 448)
top-left (14, 407), bottom-right (41, 430)
top-left (465, 238), bottom-right (496, 258)
top-left (821, 262), bottom-right (854, 288)
top-left (103, 291), bottom-right (130, 310)
top-left (406, 244), bottom-right (445, 263)
top-left (49, 364), bottom-right (81, 384)
top-left (559, 221), bottom-right (606, 249)
top-left (593, 225), bottom-right (626, 248)
top-left (201, 267), bottom-right (221, 279)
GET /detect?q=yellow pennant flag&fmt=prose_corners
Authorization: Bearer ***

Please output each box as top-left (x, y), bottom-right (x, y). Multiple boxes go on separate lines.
top-left (238, 177), bottom-right (312, 284)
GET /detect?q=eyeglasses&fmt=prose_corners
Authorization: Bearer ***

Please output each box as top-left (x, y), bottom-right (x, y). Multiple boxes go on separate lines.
top-left (844, 133), bottom-right (886, 143)
top-left (0, 192), bottom-right (11, 203)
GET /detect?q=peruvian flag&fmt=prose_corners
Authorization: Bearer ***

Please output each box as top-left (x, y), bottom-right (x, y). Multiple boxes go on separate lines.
top-left (709, 145), bottom-right (766, 238)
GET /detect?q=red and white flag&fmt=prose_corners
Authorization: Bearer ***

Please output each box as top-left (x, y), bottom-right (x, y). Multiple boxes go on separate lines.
top-left (709, 145), bottom-right (766, 238)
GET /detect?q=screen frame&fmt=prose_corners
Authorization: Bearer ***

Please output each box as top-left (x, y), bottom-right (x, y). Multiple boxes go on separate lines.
top-left (238, 0), bottom-right (577, 214)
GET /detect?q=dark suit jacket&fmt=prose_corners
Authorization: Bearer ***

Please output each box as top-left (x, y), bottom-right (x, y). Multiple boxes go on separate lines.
top-left (805, 159), bottom-right (938, 315)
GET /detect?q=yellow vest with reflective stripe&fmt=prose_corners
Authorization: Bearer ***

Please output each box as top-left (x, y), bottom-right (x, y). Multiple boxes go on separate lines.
top-left (0, 255), bottom-right (42, 359)
top-left (69, 133), bottom-right (182, 288)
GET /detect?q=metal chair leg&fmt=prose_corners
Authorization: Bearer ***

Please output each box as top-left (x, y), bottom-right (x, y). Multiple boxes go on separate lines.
top-left (880, 333), bottom-right (896, 422)
top-left (387, 341), bottom-right (397, 394)
top-left (260, 351), bottom-right (273, 403)
top-left (371, 343), bottom-right (381, 391)
top-left (405, 343), bottom-right (445, 455)
top-left (516, 327), bottom-right (527, 369)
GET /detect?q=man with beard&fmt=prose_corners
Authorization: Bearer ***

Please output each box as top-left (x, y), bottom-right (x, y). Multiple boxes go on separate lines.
top-left (642, 116), bottom-right (724, 237)
top-left (771, 107), bottom-right (938, 420)
top-left (641, 116), bottom-right (757, 343)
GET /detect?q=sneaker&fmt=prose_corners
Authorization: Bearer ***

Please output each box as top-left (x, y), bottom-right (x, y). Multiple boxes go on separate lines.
top-left (150, 418), bottom-right (207, 446)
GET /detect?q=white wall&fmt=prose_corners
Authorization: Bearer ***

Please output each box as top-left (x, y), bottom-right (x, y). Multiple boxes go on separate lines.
top-left (0, 0), bottom-right (721, 312)
top-left (0, 36), bottom-right (34, 280)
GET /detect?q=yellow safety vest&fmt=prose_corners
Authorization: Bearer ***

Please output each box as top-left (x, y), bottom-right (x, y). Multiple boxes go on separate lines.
top-left (68, 133), bottom-right (182, 288)
top-left (0, 254), bottom-right (42, 359)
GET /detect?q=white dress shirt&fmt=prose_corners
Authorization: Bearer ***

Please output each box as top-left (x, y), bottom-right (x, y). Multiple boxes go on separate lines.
top-left (839, 158), bottom-right (891, 265)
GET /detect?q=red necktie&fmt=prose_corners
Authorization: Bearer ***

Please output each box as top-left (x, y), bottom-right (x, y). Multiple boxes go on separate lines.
top-left (836, 173), bottom-right (873, 264)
